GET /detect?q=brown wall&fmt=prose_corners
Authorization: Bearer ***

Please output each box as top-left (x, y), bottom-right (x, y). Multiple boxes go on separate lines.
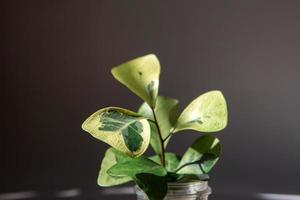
top-left (2, 0), bottom-right (300, 195)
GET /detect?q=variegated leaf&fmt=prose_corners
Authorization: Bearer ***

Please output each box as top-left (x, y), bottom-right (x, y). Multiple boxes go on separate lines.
top-left (82, 107), bottom-right (150, 157)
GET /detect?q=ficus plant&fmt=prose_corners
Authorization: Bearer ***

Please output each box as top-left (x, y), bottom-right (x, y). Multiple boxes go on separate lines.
top-left (82, 54), bottom-right (228, 200)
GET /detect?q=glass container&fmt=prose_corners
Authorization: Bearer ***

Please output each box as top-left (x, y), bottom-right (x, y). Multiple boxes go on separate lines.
top-left (135, 180), bottom-right (211, 200)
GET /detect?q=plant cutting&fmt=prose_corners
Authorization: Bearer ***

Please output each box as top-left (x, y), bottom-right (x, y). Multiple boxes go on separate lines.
top-left (81, 54), bottom-right (228, 200)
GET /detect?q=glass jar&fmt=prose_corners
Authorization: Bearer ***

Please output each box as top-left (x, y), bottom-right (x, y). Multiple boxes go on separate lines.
top-left (135, 180), bottom-right (211, 200)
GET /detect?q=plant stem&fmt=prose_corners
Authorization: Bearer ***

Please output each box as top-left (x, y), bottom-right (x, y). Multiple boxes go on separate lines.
top-left (151, 108), bottom-right (166, 167)
top-left (163, 128), bottom-right (175, 142)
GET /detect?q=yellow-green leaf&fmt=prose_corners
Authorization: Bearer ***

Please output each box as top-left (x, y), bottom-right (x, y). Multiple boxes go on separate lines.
top-left (176, 135), bottom-right (221, 175)
top-left (174, 90), bottom-right (228, 133)
top-left (111, 54), bottom-right (160, 107)
top-left (107, 156), bottom-right (168, 200)
top-left (98, 148), bottom-right (131, 187)
top-left (149, 152), bottom-right (180, 173)
top-left (107, 156), bottom-right (167, 178)
top-left (148, 122), bottom-right (162, 156)
top-left (82, 107), bottom-right (151, 157)
top-left (138, 96), bottom-right (179, 154)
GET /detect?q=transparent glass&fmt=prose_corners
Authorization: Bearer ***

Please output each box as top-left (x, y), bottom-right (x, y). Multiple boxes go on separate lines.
top-left (135, 180), bottom-right (211, 200)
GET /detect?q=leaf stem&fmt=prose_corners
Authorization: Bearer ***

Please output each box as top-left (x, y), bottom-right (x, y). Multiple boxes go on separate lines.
top-left (163, 128), bottom-right (175, 143)
top-left (163, 120), bottom-right (179, 143)
top-left (174, 161), bottom-right (199, 173)
top-left (151, 108), bottom-right (166, 167)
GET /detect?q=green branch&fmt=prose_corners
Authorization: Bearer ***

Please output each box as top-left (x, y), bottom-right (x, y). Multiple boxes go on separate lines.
top-left (151, 108), bottom-right (166, 167)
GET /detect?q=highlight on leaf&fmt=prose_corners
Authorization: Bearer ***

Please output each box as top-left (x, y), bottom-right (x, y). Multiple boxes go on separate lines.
top-left (174, 90), bottom-right (228, 133)
top-left (111, 54), bottom-right (160, 108)
top-left (82, 107), bottom-right (151, 157)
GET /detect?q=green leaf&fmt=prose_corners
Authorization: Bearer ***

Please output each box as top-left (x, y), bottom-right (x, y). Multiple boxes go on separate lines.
top-left (165, 172), bottom-right (185, 182)
top-left (111, 54), bottom-right (160, 107)
top-left (138, 96), bottom-right (179, 154)
top-left (98, 148), bottom-right (131, 187)
top-left (148, 122), bottom-right (162, 156)
top-left (108, 157), bottom-right (167, 200)
top-left (107, 156), bottom-right (167, 177)
top-left (135, 173), bottom-right (167, 200)
top-left (82, 107), bottom-right (151, 157)
top-left (174, 90), bottom-right (228, 133)
top-left (149, 152), bottom-right (180, 173)
top-left (176, 135), bottom-right (221, 175)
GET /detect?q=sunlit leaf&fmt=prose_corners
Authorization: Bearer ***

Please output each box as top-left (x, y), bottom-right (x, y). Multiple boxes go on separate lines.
top-left (111, 54), bottom-right (160, 107)
top-left (107, 156), bottom-right (167, 177)
top-left (174, 90), bottom-right (228, 133)
top-left (176, 135), bottom-right (221, 175)
top-left (98, 148), bottom-right (131, 187)
top-left (82, 107), bottom-right (150, 157)
top-left (138, 96), bottom-right (179, 154)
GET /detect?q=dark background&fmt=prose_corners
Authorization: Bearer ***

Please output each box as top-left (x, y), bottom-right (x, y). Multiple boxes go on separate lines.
top-left (2, 1), bottom-right (300, 199)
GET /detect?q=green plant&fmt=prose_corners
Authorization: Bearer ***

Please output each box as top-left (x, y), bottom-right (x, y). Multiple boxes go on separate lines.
top-left (82, 54), bottom-right (228, 200)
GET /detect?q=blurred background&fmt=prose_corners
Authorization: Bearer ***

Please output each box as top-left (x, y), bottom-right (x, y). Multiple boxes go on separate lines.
top-left (2, 0), bottom-right (300, 199)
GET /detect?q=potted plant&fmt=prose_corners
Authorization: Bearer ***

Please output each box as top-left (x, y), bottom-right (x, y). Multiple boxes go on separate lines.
top-left (82, 54), bottom-right (228, 200)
